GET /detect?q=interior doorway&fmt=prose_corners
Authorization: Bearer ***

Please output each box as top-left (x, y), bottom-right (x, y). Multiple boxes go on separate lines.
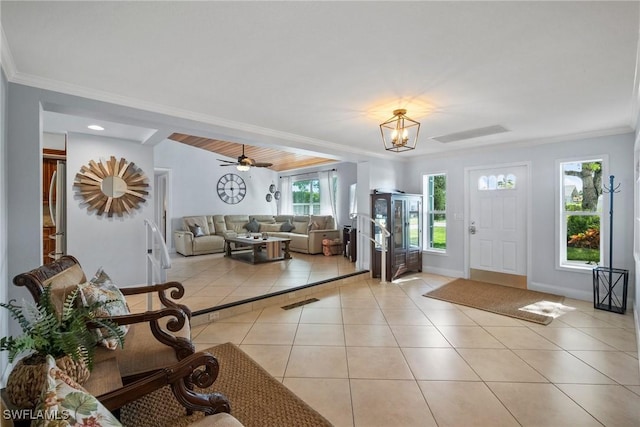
top-left (466, 163), bottom-right (529, 288)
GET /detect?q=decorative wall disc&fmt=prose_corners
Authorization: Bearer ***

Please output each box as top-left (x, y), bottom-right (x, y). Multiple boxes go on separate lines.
top-left (266, 193), bottom-right (273, 202)
top-left (274, 190), bottom-right (281, 200)
top-left (74, 156), bottom-right (149, 217)
top-left (269, 184), bottom-right (276, 194)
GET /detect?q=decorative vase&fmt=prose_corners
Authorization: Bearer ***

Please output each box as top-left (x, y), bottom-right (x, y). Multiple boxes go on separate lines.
top-left (5, 354), bottom-right (90, 408)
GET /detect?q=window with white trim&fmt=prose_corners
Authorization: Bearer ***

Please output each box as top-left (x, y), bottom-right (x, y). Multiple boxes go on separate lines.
top-left (559, 159), bottom-right (603, 268)
top-left (424, 173), bottom-right (446, 251)
top-left (292, 179), bottom-right (320, 215)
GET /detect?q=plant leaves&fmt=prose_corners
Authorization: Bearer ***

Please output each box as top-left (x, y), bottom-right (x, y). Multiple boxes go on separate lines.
top-left (60, 391), bottom-right (98, 415)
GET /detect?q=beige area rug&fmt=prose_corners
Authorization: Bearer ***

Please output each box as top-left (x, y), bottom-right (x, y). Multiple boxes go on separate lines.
top-left (120, 343), bottom-right (332, 427)
top-left (424, 278), bottom-right (567, 325)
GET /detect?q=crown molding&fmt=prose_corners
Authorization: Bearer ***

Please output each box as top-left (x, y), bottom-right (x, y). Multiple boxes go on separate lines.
top-left (4, 64), bottom-right (391, 161)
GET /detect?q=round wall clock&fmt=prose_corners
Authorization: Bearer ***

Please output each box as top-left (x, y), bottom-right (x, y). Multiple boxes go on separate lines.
top-left (217, 173), bottom-right (247, 204)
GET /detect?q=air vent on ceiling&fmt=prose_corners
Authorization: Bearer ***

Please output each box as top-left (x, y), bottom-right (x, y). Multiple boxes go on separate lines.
top-left (431, 125), bottom-right (509, 143)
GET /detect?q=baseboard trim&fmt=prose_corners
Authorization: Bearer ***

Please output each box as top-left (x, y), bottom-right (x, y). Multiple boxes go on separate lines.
top-left (422, 266), bottom-right (464, 278)
top-left (528, 281), bottom-right (593, 301)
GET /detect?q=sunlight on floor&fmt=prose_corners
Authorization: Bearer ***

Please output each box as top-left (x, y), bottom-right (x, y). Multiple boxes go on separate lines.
top-left (519, 300), bottom-right (577, 318)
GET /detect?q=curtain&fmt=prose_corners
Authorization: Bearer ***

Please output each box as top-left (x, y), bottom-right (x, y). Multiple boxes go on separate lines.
top-left (318, 170), bottom-right (337, 218)
top-left (278, 176), bottom-right (293, 215)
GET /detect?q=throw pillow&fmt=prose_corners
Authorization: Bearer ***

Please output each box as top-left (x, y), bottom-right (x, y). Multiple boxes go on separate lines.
top-left (78, 268), bottom-right (130, 350)
top-left (260, 223), bottom-right (282, 232)
top-left (246, 218), bottom-right (260, 233)
top-left (307, 221), bottom-right (320, 232)
top-left (188, 224), bottom-right (205, 237)
top-left (280, 220), bottom-right (295, 232)
top-left (33, 355), bottom-right (122, 427)
top-left (310, 215), bottom-right (328, 230)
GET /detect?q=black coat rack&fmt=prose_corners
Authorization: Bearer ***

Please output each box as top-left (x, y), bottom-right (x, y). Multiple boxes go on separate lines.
top-left (592, 175), bottom-right (628, 314)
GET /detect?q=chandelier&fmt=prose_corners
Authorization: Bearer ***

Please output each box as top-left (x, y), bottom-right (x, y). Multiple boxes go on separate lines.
top-left (379, 109), bottom-right (420, 152)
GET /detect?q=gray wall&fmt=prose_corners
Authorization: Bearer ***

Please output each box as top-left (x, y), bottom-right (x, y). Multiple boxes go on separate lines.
top-left (1, 70), bottom-right (9, 385)
top-left (6, 83), bottom-right (42, 316)
top-left (407, 132), bottom-right (635, 302)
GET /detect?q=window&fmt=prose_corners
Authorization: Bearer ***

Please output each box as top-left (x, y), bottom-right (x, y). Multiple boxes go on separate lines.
top-left (292, 179), bottom-right (320, 215)
top-left (559, 159), bottom-right (603, 268)
top-left (478, 174), bottom-right (516, 190)
top-left (424, 173), bottom-right (446, 251)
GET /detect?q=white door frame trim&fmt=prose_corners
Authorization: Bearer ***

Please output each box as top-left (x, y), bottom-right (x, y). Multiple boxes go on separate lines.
top-left (153, 167), bottom-right (172, 249)
top-left (463, 161), bottom-right (532, 286)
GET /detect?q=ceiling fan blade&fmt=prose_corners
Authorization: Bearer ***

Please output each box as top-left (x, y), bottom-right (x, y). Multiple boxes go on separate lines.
top-left (220, 163), bottom-right (238, 167)
top-left (253, 162), bottom-right (273, 168)
top-left (217, 159), bottom-right (236, 164)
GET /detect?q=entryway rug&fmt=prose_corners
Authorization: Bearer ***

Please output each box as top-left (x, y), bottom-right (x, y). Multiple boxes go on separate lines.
top-left (424, 278), bottom-right (567, 325)
top-left (120, 342), bottom-right (332, 427)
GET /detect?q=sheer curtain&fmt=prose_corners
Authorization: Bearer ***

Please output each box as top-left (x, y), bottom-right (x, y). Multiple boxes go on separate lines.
top-left (318, 170), bottom-right (337, 218)
top-left (278, 176), bottom-right (293, 215)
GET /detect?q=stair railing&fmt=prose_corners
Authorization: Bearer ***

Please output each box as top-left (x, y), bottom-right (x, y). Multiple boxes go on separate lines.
top-left (350, 213), bottom-right (390, 284)
top-left (145, 218), bottom-right (171, 309)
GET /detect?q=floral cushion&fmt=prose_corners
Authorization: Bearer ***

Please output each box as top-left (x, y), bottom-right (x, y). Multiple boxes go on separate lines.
top-left (78, 268), bottom-right (130, 350)
top-left (33, 354), bottom-right (122, 427)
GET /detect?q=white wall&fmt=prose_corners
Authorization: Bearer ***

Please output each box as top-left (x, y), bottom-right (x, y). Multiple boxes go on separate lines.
top-left (67, 133), bottom-right (154, 285)
top-left (154, 139), bottom-right (277, 249)
top-left (1, 70), bottom-right (9, 386)
top-left (408, 132), bottom-right (635, 301)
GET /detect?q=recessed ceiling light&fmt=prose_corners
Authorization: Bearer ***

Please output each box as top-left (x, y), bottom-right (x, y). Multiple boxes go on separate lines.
top-left (88, 124), bottom-right (104, 131)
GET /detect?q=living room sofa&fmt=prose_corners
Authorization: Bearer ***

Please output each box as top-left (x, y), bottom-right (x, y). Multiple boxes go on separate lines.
top-left (174, 214), bottom-right (340, 256)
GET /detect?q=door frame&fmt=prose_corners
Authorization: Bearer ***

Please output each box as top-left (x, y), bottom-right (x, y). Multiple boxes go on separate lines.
top-left (463, 161), bottom-right (532, 286)
top-left (154, 168), bottom-right (172, 246)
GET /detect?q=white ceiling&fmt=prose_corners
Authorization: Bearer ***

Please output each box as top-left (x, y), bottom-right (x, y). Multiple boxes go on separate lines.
top-left (3, 1), bottom-right (639, 160)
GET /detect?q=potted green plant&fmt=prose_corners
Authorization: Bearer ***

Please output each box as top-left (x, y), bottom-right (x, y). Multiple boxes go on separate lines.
top-left (0, 285), bottom-right (125, 408)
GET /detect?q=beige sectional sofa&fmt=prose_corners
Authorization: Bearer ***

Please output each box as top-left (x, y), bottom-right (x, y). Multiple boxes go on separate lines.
top-left (174, 214), bottom-right (340, 256)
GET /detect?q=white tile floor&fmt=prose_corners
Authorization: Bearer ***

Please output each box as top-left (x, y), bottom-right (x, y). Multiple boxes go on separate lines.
top-left (142, 255), bottom-right (640, 426)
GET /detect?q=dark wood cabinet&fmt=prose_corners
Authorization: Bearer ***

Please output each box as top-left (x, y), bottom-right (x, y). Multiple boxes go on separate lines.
top-left (371, 192), bottom-right (423, 281)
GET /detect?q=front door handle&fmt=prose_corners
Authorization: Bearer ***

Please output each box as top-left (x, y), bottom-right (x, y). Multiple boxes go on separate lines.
top-left (469, 221), bottom-right (477, 235)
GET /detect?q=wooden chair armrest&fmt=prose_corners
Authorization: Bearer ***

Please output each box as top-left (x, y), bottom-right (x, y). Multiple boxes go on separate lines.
top-left (103, 306), bottom-right (188, 332)
top-left (101, 307), bottom-right (195, 359)
top-left (120, 282), bottom-right (192, 317)
top-left (99, 352), bottom-right (230, 415)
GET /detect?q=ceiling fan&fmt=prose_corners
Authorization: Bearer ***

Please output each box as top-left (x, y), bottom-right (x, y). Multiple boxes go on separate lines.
top-left (218, 145), bottom-right (273, 171)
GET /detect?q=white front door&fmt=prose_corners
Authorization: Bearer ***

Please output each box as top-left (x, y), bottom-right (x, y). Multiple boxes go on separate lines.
top-left (468, 165), bottom-right (528, 285)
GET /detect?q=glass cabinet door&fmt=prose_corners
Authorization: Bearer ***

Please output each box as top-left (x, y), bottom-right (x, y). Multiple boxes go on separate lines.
top-left (393, 200), bottom-right (405, 250)
top-left (373, 198), bottom-right (388, 248)
top-left (408, 198), bottom-right (421, 249)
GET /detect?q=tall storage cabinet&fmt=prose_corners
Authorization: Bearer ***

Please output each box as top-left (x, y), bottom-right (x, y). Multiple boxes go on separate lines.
top-left (371, 192), bottom-right (423, 281)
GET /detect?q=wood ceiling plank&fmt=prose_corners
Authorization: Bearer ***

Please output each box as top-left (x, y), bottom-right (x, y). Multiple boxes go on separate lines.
top-left (168, 133), bottom-right (335, 172)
